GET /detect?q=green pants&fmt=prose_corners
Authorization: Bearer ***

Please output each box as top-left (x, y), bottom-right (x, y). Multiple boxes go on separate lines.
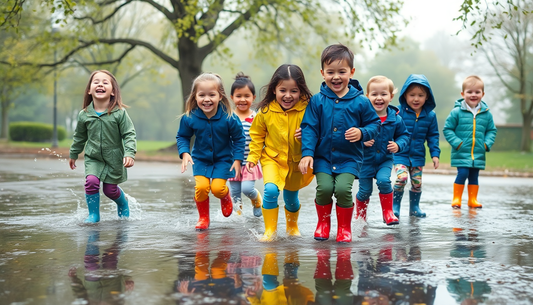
top-left (315, 172), bottom-right (355, 208)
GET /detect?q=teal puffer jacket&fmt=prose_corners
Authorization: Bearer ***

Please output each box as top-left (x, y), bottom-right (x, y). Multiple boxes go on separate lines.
top-left (443, 99), bottom-right (497, 169)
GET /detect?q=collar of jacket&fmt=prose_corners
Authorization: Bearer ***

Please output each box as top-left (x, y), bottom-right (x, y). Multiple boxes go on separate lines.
top-left (456, 98), bottom-right (489, 112)
top-left (319, 79), bottom-right (364, 100)
top-left (191, 104), bottom-right (229, 120)
top-left (382, 105), bottom-right (400, 124)
top-left (269, 99), bottom-right (308, 113)
top-left (86, 102), bottom-right (121, 117)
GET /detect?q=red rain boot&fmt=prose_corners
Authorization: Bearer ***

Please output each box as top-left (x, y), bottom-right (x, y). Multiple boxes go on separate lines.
top-left (336, 205), bottom-right (354, 243)
top-left (195, 198), bottom-right (210, 231)
top-left (379, 192), bottom-right (399, 225)
top-left (313, 248), bottom-right (332, 279)
top-left (314, 201), bottom-right (333, 241)
top-left (335, 247), bottom-right (354, 280)
top-left (355, 198), bottom-right (369, 221)
top-left (220, 192), bottom-right (233, 217)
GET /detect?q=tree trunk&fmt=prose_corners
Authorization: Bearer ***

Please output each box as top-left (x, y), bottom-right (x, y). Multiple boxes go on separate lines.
top-left (0, 101), bottom-right (8, 139)
top-left (177, 38), bottom-right (204, 113)
top-left (521, 113), bottom-right (532, 152)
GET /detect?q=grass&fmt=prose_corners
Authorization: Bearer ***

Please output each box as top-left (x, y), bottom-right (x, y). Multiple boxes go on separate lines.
top-left (427, 142), bottom-right (533, 173)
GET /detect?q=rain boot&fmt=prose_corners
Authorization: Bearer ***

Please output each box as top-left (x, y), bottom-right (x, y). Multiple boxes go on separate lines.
top-left (113, 188), bottom-right (129, 218)
top-left (379, 192), bottom-right (399, 225)
top-left (285, 207), bottom-right (301, 237)
top-left (409, 190), bottom-right (426, 218)
top-left (355, 198), bottom-right (369, 221)
top-left (284, 251), bottom-right (299, 279)
top-left (194, 197), bottom-right (210, 231)
top-left (313, 248), bottom-right (332, 279)
top-left (251, 192), bottom-right (263, 217)
top-left (262, 252), bottom-right (280, 292)
top-left (314, 201), bottom-right (332, 241)
top-left (467, 184), bottom-right (482, 208)
top-left (452, 183), bottom-right (465, 209)
top-left (335, 247), bottom-right (354, 280)
top-left (336, 205), bottom-right (354, 243)
top-left (393, 190), bottom-right (403, 219)
top-left (84, 192), bottom-right (100, 223)
top-left (220, 192), bottom-right (233, 217)
top-left (260, 206), bottom-right (279, 242)
top-left (234, 197), bottom-right (243, 216)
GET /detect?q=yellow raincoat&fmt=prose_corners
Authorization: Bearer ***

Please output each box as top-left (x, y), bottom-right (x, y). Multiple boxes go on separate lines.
top-left (247, 100), bottom-right (314, 192)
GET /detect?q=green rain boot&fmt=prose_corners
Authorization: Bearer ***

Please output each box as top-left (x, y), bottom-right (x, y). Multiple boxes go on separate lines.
top-left (114, 188), bottom-right (129, 218)
top-left (84, 192), bottom-right (100, 223)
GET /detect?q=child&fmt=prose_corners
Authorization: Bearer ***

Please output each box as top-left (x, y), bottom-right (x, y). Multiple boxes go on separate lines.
top-left (246, 64), bottom-right (314, 242)
top-left (228, 72), bottom-right (263, 217)
top-left (356, 76), bottom-right (410, 225)
top-left (392, 74), bottom-right (440, 219)
top-left (177, 73), bottom-right (246, 230)
top-left (69, 70), bottom-right (136, 223)
top-left (443, 75), bottom-right (497, 209)
top-left (300, 44), bottom-right (380, 243)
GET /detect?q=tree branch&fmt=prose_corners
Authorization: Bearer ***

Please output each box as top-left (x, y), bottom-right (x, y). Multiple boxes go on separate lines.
top-left (138, 0), bottom-right (176, 21)
top-left (75, 0), bottom-right (134, 24)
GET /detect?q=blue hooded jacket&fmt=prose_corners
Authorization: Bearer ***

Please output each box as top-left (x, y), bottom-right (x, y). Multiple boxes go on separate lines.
top-left (393, 74), bottom-right (440, 167)
top-left (177, 105), bottom-right (245, 179)
top-left (359, 105), bottom-right (410, 178)
top-left (301, 79), bottom-right (380, 176)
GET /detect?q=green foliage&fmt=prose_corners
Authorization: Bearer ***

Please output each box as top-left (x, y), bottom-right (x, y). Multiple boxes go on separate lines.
top-left (9, 121), bottom-right (66, 142)
top-left (1, 0), bottom-right (76, 32)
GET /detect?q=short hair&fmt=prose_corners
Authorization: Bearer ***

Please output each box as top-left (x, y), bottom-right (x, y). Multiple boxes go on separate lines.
top-left (366, 75), bottom-right (398, 95)
top-left (462, 75), bottom-right (484, 92)
top-left (321, 44), bottom-right (354, 69)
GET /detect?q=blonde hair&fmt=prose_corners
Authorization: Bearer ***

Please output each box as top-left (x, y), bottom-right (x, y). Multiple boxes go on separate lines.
top-left (183, 73), bottom-right (232, 117)
top-left (366, 75), bottom-right (398, 95)
top-left (462, 75), bottom-right (484, 92)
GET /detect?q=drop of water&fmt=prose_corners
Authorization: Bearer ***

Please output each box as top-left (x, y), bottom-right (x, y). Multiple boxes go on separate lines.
top-left (34, 158), bottom-right (37, 162)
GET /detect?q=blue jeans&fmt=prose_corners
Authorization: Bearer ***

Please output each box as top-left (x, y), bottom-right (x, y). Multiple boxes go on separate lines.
top-left (229, 180), bottom-right (259, 201)
top-left (454, 167), bottom-right (479, 185)
top-left (357, 166), bottom-right (393, 201)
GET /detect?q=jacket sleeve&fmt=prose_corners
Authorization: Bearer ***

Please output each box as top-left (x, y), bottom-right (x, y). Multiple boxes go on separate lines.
top-left (443, 109), bottom-right (462, 150)
top-left (426, 112), bottom-right (441, 158)
top-left (176, 115), bottom-right (194, 158)
top-left (359, 98), bottom-right (381, 142)
top-left (69, 111), bottom-right (88, 159)
top-left (229, 114), bottom-right (245, 161)
top-left (484, 111), bottom-right (497, 151)
top-left (246, 112), bottom-right (266, 165)
top-left (393, 116), bottom-right (410, 153)
top-left (301, 97), bottom-right (320, 157)
top-left (119, 110), bottom-right (137, 159)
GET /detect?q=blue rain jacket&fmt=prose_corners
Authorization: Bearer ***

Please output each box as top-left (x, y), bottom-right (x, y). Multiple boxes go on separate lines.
top-left (301, 79), bottom-right (380, 176)
top-left (176, 106), bottom-right (245, 179)
top-left (393, 74), bottom-right (440, 167)
top-left (359, 105), bottom-right (410, 178)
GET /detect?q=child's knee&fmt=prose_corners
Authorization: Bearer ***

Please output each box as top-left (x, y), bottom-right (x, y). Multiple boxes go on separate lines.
top-left (194, 176), bottom-right (211, 202)
top-left (376, 180), bottom-right (392, 194)
top-left (85, 175), bottom-right (100, 195)
top-left (263, 183), bottom-right (280, 209)
top-left (102, 184), bottom-right (120, 200)
top-left (211, 179), bottom-right (229, 198)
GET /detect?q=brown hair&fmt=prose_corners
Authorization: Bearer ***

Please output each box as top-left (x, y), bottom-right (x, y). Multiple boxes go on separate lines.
top-left (83, 70), bottom-right (126, 113)
top-left (183, 72), bottom-right (232, 117)
top-left (257, 64), bottom-right (312, 113)
top-left (405, 83), bottom-right (430, 97)
top-left (321, 44), bottom-right (354, 69)
top-left (366, 75), bottom-right (398, 95)
top-left (462, 75), bottom-right (485, 92)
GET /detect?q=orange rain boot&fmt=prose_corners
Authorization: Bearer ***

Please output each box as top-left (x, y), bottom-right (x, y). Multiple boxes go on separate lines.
top-left (467, 184), bottom-right (482, 208)
top-left (452, 183), bottom-right (465, 209)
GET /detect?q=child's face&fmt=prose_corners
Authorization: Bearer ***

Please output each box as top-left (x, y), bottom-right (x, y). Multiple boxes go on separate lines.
top-left (405, 86), bottom-right (428, 114)
top-left (88, 72), bottom-right (114, 102)
top-left (321, 59), bottom-right (355, 97)
top-left (367, 81), bottom-right (393, 116)
top-left (231, 86), bottom-right (255, 113)
top-left (274, 79), bottom-right (300, 110)
top-left (196, 80), bottom-right (221, 118)
top-left (461, 82), bottom-right (484, 108)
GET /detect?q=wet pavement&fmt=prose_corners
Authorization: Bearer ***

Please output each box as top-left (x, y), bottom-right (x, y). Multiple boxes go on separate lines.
top-left (0, 156), bottom-right (532, 305)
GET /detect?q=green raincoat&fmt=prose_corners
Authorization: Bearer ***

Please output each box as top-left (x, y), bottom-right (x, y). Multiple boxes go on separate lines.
top-left (69, 103), bottom-right (137, 184)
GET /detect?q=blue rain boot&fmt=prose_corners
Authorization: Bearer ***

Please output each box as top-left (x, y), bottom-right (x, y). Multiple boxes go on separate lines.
top-left (114, 188), bottom-right (129, 218)
top-left (392, 190), bottom-right (403, 219)
top-left (85, 193), bottom-right (100, 223)
top-left (409, 190), bottom-right (426, 218)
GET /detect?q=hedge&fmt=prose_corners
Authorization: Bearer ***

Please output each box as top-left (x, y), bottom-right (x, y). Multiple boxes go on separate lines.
top-left (9, 122), bottom-right (66, 142)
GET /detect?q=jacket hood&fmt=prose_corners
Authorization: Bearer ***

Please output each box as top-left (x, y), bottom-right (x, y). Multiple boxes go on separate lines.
top-left (399, 74), bottom-right (436, 112)
top-left (455, 98), bottom-right (490, 111)
top-left (320, 79), bottom-right (364, 100)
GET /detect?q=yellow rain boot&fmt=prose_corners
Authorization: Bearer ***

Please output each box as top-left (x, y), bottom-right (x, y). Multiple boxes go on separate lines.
top-left (285, 208), bottom-right (301, 237)
top-left (262, 252), bottom-right (279, 276)
top-left (452, 183), bottom-right (465, 209)
top-left (251, 192), bottom-right (263, 217)
top-left (467, 184), bottom-right (482, 208)
top-left (260, 206), bottom-right (279, 242)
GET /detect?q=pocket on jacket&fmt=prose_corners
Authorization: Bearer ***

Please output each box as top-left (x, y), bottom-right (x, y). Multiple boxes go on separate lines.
top-left (264, 146), bottom-right (279, 158)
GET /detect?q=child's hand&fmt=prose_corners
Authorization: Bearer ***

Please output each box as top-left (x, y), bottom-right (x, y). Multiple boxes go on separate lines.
top-left (387, 141), bottom-right (399, 153)
top-left (69, 159), bottom-right (77, 170)
top-left (123, 157), bottom-right (135, 168)
top-left (432, 156), bottom-right (439, 169)
top-left (231, 160), bottom-right (242, 180)
top-left (246, 162), bottom-right (255, 173)
top-left (294, 128), bottom-right (302, 139)
top-left (345, 127), bottom-right (362, 142)
top-left (299, 156), bottom-right (314, 174)
top-left (364, 139), bottom-right (375, 147)
top-left (181, 153), bottom-right (193, 173)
